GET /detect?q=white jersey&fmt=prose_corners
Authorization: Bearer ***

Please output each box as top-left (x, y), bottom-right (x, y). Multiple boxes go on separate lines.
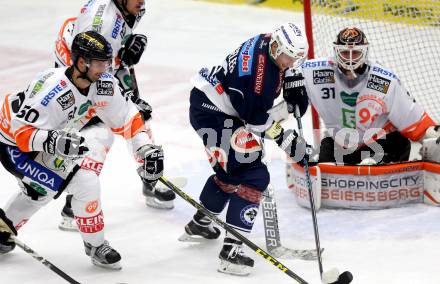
top-left (0, 67), bottom-right (151, 154)
top-left (300, 58), bottom-right (435, 149)
top-left (54, 0), bottom-right (138, 67)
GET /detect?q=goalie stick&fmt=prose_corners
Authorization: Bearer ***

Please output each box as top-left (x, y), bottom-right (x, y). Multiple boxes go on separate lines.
top-left (293, 105), bottom-right (353, 284)
top-left (262, 184), bottom-right (322, 260)
top-left (159, 176), bottom-right (310, 284)
top-left (12, 236), bottom-right (80, 284)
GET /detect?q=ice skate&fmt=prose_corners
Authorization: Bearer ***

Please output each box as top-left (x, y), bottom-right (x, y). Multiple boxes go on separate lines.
top-left (143, 180), bottom-right (176, 209)
top-left (179, 212), bottom-right (221, 242)
top-left (218, 238), bottom-right (254, 276)
top-left (58, 196), bottom-right (77, 232)
top-left (84, 240), bottom-right (122, 270)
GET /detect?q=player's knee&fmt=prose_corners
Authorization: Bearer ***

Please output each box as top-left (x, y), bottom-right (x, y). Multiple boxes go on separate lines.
top-left (199, 175), bottom-right (230, 213)
top-left (68, 169), bottom-right (101, 201)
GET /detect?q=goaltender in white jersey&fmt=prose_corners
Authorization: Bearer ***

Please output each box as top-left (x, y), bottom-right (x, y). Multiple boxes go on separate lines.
top-left (284, 27), bottom-right (436, 165)
top-left (0, 31), bottom-right (164, 269)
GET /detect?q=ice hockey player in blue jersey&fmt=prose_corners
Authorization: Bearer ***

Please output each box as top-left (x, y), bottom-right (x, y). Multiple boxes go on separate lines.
top-left (180, 23), bottom-right (312, 276)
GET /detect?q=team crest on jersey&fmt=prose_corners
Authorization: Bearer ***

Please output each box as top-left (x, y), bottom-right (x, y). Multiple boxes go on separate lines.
top-left (206, 147), bottom-right (228, 172)
top-left (312, 69), bottom-right (335, 84)
top-left (56, 90), bottom-right (75, 110)
top-left (97, 80), bottom-right (114, 96)
top-left (240, 204), bottom-right (258, 227)
top-left (367, 74), bottom-right (391, 94)
top-left (230, 128), bottom-right (262, 154)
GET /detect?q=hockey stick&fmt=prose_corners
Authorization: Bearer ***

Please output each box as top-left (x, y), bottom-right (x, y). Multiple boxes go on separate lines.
top-left (158, 176), bottom-right (309, 284)
top-left (262, 184), bottom-right (322, 260)
top-left (128, 65), bottom-right (140, 98)
top-left (11, 236), bottom-right (80, 284)
top-left (293, 106), bottom-right (353, 284)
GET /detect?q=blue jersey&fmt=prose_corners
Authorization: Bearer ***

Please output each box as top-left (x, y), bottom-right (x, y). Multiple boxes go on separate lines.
top-left (191, 33), bottom-right (284, 132)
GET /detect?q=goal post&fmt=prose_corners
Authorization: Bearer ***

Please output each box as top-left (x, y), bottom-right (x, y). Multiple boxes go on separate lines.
top-left (302, 0), bottom-right (440, 138)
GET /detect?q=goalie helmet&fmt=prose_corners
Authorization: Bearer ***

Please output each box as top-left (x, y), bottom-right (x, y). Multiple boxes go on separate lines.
top-left (333, 27), bottom-right (369, 73)
top-left (71, 31), bottom-right (113, 63)
top-left (269, 23), bottom-right (308, 69)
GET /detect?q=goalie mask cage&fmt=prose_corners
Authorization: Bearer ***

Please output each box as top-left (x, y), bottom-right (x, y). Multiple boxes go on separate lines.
top-left (303, 0), bottom-right (440, 144)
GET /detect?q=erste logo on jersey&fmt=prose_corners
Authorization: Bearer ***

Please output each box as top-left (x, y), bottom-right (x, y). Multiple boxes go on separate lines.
top-left (366, 74), bottom-right (391, 94)
top-left (112, 14), bottom-right (123, 39)
top-left (313, 69), bottom-right (335, 85)
top-left (238, 36), bottom-right (258, 77)
top-left (41, 80), bottom-right (68, 106)
top-left (56, 90), bottom-right (75, 110)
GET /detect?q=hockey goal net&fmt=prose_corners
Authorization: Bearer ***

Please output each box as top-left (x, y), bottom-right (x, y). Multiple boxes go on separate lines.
top-left (303, 0), bottom-right (440, 131)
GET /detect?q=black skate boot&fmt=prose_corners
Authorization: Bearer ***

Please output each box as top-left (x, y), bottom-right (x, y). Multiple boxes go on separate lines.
top-left (58, 195), bottom-right (77, 232)
top-left (0, 233), bottom-right (15, 254)
top-left (179, 210), bottom-right (221, 242)
top-left (84, 240), bottom-right (122, 270)
top-left (218, 237), bottom-right (254, 276)
top-left (142, 179), bottom-right (176, 209)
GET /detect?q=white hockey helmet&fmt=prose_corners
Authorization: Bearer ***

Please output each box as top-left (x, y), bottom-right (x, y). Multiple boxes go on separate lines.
top-left (333, 27), bottom-right (369, 73)
top-left (269, 23), bottom-right (308, 69)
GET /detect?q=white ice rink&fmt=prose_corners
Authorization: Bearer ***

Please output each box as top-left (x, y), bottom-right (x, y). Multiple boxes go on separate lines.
top-left (0, 0), bottom-right (439, 283)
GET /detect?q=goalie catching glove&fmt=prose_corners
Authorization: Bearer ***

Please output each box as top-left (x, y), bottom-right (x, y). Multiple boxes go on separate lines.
top-left (136, 144), bottom-right (164, 182)
top-left (266, 122), bottom-right (313, 166)
top-left (0, 209), bottom-right (17, 254)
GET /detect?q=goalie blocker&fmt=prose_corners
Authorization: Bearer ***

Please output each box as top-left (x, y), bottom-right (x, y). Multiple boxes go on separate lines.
top-left (287, 161), bottom-right (440, 210)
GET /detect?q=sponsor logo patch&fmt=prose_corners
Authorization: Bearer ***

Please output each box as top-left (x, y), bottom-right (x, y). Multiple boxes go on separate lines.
top-left (367, 74), bottom-right (391, 94)
top-left (41, 80), bottom-right (68, 106)
top-left (312, 69), bottom-right (335, 85)
top-left (97, 80), bottom-right (113, 96)
top-left (56, 90), bottom-right (75, 110)
top-left (75, 211), bottom-right (104, 233)
top-left (85, 200), bottom-right (99, 214)
top-left (254, 54), bottom-right (266, 95)
top-left (81, 157), bottom-right (103, 175)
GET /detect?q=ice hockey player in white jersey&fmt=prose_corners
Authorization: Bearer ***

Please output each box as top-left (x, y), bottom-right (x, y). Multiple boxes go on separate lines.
top-left (0, 31), bottom-right (164, 269)
top-left (284, 27), bottom-right (438, 165)
top-left (54, 0), bottom-right (175, 232)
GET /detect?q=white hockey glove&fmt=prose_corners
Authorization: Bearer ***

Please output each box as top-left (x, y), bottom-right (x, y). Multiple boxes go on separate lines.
top-left (136, 144), bottom-right (164, 182)
top-left (266, 122), bottom-right (313, 166)
top-left (42, 129), bottom-right (89, 159)
top-left (267, 101), bottom-right (289, 123)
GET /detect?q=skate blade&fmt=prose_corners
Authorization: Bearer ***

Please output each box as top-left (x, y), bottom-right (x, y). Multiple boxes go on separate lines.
top-left (58, 217), bottom-right (78, 232)
top-left (145, 197), bottom-right (174, 210)
top-left (91, 259), bottom-right (122, 270)
top-left (178, 232), bottom-right (215, 243)
top-left (217, 260), bottom-right (251, 276)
